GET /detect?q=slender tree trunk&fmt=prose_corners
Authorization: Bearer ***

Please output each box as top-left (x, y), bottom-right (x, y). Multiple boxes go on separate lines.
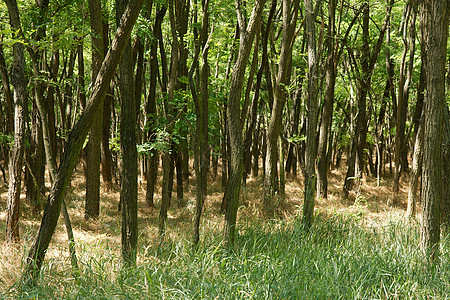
top-left (263, 0), bottom-right (300, 217)
top-left (316, 0), bottom-right (336, 199)
top-left (159, 0), bottom-right (180, 238)
top-left (85, 0), bottom-right (105, 220)
top-left (190, 0), bottom-right (210, 247)
top-left (407, 114), bottom-right (423, 217)
top-left (394, 1), bottom-right (416, 198)
top-left (5, 0), bottom-right (26, 241)
top-left (101, 21), bottom-right (114, 190)
top-left (343, 2), bottom-right (392, 197)
top-left (145, 7), bottom-right (165, 207)
top-left (0, 43), bottom-right (13, 134)
top-left (302, 0), bottom-right (319, 229)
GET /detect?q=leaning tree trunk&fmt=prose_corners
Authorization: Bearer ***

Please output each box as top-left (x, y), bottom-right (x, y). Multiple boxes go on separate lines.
top-left (23, 0), bottom-right (145, 279)
top-left (419, 0), bottom-right (448, 261)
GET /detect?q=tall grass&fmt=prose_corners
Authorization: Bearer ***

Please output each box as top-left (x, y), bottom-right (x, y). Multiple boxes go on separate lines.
top-left (2, 215), bottom-right (449, 299)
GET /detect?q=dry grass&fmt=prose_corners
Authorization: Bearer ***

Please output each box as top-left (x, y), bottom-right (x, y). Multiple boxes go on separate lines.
top-left (0, 161), bottom-right (412, 289)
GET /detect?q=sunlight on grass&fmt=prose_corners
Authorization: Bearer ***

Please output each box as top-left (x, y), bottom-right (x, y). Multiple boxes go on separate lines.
top-left (2, 215), bottom-right (449, 299)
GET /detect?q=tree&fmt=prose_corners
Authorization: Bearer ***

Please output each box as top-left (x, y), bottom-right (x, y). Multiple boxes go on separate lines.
top-left (302, 0), bottom-right (320, 229)
top-left (116, 0), bottom-right (138, 265)
top-left (23, 0), bottom-right (146, 279)
top-left (4, 0), bottom-right (26, 242)
top-left (85, 0), bottom-right (106, 220)
top-left (419, 0), bottom-right (448, 260)
top-left (316, 0), bottom-right (336, 199)
top-left (263, 0), bottom-right (300, 216)
top-left (223, 0), bottom-right (266, 246)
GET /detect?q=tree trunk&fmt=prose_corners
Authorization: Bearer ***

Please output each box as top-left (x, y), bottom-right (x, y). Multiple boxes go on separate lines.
top-left (145, 7), bottom-right (165, 207)
top-left (5, 0), bottom-right (27, 241)
top-left (394, 1), bottom-right (416, 198)
top-left (302, 0), bottom-right (319, 230)
top-left (101, 21), bottom-right (114, 190)
top-left (85, 0), bottom-right (105, 220)
top-left (159, 0), bottom-right (180, 238)
top-left (407, 114), bottom-right (423, 218)
top-left (419, 0), bottom-right (447, 261)
top-left (343, 2), bottom-right (392, 197)
top-left (263, 0), bottom-right (299, 217)
top-left (223, 0), bottom-right (266, 246)
top-left (316, 0), bottom-right (336, 199)
top-left (116, 0), bottom-right (138, 266)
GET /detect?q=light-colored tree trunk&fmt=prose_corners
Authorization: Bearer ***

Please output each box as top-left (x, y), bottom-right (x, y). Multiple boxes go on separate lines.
top-left (302, 0), bottom-right (319, 229)
top-left (263, 0), bottom-right (300, 217)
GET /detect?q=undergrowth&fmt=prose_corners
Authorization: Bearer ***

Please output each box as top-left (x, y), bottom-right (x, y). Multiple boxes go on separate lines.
top-left (2, 214), bottom-right (449, 299)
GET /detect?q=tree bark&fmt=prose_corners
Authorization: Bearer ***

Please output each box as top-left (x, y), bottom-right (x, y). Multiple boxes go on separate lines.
top-left (302, 0), bottom-right (320, 229)
top-left (316, 0), bottom-right (336, 199)
top-left (223, 0), bottom-right (266, 246)
top-left (393, 1), bottom-right (416, 198)
top-left (5, 0), bottom-right (27, 241)
top-left (116, 0), bottom-right (138, 266)
top-left (263, 0), bottom-right (300, 217)
top-left (85, 0), bottom-right (105, 220)
top-left (145, 6), bottom-right (165, 207)
top-left (419, 0), bottom-right (447, 261)
top-left (343, 2), bottom-right (392, 197)
top-left (407, 114), bottom-right (423, 218)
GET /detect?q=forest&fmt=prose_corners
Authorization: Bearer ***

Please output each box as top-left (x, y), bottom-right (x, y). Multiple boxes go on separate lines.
top-left (0, 0), bottom-right (449, 297)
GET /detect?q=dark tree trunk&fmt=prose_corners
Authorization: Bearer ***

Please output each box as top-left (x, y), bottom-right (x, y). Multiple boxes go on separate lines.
top-left (0, 43), bottom-right (13, 134)
top-left (189, 0), bottom-right (210, 247)
top-left (316, 0), bottom-right (336, 199)
top-left (4, 0), bottom-right (27, 241)
top-left (101, 21), bottom-right (114, 190)
top-left (343, 2), bottom-right (392, 197)
top-left (419, 0), bottom-right (447, 260)
top-left (159, 0), bottom-right (180, 238)
top-left (116, 0), bottom-right (138, 266)
top-left (145, 6), bottom-right (165, 207)
top-left (394, 0), bottom-right (416, 197)
top-left (85, 0), bottom-right (105, 220)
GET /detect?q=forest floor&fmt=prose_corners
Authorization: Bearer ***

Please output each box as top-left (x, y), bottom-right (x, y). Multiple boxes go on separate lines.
top-left (0, 161), bottom-right (413, 290)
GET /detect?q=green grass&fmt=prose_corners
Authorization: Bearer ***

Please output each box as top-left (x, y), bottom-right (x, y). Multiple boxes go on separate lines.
top-left (3, 215), bottom-right (450, 299)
